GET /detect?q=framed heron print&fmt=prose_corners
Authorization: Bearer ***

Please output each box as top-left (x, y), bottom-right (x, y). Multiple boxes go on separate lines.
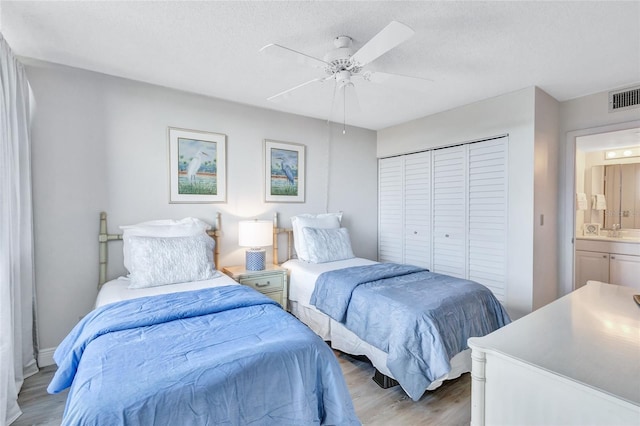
top-left (169, 127), bottom-right (226, 203)
top-left (264, 139), bottom-right (305, 203)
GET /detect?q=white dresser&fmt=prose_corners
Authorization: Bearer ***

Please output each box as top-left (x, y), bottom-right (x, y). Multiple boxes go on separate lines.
top-left (468, 282), bottom-right (640, 425)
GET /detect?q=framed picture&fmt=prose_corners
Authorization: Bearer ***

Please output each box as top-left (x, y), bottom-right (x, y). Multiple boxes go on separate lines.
top-left (169, 127), bottom-right (226, 203)
top-left (264, 139), bottom-right (305, 203)
top-left (583, 223), bottom-right (600, 236)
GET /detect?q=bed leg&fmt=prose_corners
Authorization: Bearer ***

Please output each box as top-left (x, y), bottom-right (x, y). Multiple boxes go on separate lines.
top-left (372, 369), bottom-right (399, 389)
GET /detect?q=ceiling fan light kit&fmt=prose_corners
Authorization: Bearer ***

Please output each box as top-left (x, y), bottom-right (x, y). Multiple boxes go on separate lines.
top-left (261, 21), bottom-right (432, 133)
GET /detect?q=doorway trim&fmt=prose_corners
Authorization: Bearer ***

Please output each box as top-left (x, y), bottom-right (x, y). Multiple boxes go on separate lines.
top-left (561, 119), bottom-right (640, 296)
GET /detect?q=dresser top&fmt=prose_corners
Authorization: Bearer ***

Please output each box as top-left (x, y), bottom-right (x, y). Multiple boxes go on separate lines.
top-left (469, 282), bottom-right (640, 406)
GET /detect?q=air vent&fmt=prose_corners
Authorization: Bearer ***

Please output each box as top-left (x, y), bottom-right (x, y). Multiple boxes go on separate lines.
top-left (609, 86), bottom-right (640, 112)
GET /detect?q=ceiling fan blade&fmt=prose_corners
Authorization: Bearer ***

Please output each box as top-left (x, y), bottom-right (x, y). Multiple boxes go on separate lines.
top-left (363, 70), bottom-right (433, 92)
top-left (260, 43), bottom-right (329, 69)
top-left (267, 77), bottom-right (329, 102)
top-left (350, 21), bottom-right (414, 67)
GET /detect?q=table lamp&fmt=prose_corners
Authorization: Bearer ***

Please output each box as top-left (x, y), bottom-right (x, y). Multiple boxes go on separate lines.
top-left (238, 219), bottom-right (273, 271)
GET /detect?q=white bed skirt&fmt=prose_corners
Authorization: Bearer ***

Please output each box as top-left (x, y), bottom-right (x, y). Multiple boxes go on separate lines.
top-left (290, 300), bottom-right (472, 393)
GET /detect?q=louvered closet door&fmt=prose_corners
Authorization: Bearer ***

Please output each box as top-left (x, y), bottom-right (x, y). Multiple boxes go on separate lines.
top-left (378, 157), bottom-right (404, 263)
top-left (404, 151), bottom-right (431, 269)
top-left (432, 146), bottom-right (467, 278)
top-left (468, 138), bottom-right (507, 301)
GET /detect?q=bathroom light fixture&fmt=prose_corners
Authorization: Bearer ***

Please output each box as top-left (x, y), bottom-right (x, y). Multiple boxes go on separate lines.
top-left (238, 219), bottom-right (273, 271)
top-left (605, 147), bottom-right (640, 160)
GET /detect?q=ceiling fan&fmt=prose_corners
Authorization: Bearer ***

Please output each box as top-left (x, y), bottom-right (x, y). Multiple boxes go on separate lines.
top-left (260, 21), bottom-right (431, 133)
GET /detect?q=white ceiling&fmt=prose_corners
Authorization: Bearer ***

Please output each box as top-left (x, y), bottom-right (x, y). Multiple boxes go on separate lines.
top-left (2, 1), bottom-right (639, 130)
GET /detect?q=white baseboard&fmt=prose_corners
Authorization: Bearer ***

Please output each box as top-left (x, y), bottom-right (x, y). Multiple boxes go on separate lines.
top-left (38, 347), bottom-right (56, 367)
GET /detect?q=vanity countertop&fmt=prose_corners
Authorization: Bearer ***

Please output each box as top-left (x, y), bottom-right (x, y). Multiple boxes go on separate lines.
top-left (576, 236), bottom-right (640, 256)
top-left (577, 235), bottom-right (640, 243)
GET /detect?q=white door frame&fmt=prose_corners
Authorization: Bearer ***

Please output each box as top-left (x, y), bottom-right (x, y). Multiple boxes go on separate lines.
top-left (560, 119), bottom-right (640, 296)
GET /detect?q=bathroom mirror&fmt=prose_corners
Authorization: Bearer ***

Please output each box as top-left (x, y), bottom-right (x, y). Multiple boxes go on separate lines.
top-left (604, 163), bottom-right (640, 229)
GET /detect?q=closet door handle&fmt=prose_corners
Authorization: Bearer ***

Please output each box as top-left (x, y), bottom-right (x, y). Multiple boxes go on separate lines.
top-left (445, 234), bottom-right (450, 238)
top-left (602, 255), bottom-right (607, 258)
top-left (610, 256), bottom-right (616, 260)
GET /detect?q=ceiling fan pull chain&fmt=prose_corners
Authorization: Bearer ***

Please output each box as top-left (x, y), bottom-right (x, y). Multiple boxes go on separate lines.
top-left (343, 86), bottom-right (347, 134)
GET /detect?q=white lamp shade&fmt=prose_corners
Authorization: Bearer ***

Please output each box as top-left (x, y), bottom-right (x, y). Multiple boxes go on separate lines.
top-left (238, 220), bottom-right (273, 248)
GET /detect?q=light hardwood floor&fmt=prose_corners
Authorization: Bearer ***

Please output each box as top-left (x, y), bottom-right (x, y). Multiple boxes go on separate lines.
top-left (13, 352), bottom-right (471, 425)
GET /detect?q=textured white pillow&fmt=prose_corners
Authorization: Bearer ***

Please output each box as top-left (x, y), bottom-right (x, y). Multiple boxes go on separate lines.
top-left (302, 227), bottom-right (355, 263)
top-left (127, 234), bottom-right (218, 289)
top-left (121, 217), bottom-right (211, 274)
top-left (291, 213), bottom-right (342, 262)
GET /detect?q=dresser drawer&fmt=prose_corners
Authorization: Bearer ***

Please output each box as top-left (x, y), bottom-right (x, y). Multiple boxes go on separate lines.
top-left (239, 274), bottom-right (284, 293)
top-left (263, 291), bottom-right (284, 307)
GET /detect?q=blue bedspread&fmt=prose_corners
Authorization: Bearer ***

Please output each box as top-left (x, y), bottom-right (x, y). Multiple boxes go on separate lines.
top-left (310, 263), bottom-right (511, 401)
top-left (50, 285), bottom-right (360, 425)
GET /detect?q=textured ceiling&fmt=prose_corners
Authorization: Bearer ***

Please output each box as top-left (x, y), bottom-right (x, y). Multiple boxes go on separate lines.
top-left (1, 1), bottom-right (639, 130)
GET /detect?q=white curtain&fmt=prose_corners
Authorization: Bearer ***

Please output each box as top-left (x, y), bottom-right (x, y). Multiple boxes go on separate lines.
top-left (0, 34), bottom-right (38, 425)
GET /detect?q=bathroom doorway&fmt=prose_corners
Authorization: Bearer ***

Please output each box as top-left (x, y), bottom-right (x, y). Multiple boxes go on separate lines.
top-left (575, 127), bottom-right (640, 237)
top-left (561, 120), bottom-right (640, 296)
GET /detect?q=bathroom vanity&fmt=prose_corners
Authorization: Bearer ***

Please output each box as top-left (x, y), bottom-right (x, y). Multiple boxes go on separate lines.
top-left (575, 236), bottom-right (640, 290)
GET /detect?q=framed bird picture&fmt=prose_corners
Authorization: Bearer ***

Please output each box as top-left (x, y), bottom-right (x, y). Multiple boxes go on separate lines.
top-left (168, 127), bottom-right (227, 203)
top-left (264, 139), bottom-right (305, 203)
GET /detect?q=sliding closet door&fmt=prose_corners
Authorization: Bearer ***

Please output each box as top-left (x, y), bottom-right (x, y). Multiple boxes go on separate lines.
top-left (378, 156), bottom-right (404, 263)
top-left (432, 145), bottom-right (467, 278)
top-left (404, 151), bottom-right (431, 269)
top-left (468, 138), bottom-right (508, 301)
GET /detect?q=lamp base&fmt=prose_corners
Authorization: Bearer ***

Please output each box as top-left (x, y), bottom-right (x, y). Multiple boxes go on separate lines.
top-left (245, 248), bottom-right (266, 271)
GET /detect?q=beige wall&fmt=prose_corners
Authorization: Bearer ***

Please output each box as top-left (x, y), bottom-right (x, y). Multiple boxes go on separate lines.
top-left (26, 61), bottom-right (378, 361)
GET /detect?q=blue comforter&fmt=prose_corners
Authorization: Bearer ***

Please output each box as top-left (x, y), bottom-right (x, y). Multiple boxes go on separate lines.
top-left (310, 263), bottom-right (511, 401)
top-left (50, 285), bottom-right (360, 425)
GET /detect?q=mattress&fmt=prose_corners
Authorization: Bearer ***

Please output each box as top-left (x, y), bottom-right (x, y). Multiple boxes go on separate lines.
top-left (285, 257), bottom-right (377, 305)
top-left (282, 258), bottom-right (473, 395)
top-left (95, 273), bottom-right (239, 308)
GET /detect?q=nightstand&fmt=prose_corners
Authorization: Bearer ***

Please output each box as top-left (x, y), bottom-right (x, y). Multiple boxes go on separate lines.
top-left (222, 264), bottom-right (288, 309)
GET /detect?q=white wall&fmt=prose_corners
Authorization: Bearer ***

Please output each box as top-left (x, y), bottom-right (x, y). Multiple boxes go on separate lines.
top-left (26, 61), bottom-right (378, 357)
top-left (558, 89), bottom-right (640, 296)
top-left (378, 87), bottom-right (543, 319)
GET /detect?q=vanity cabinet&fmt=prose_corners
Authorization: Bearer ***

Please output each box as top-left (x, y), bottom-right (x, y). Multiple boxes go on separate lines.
top-left (609, 254), bottom-right (640, 290)
top-left (574, 239), bottom-right (640, 290)
top-left (574, 250), bottom-right (610, 289)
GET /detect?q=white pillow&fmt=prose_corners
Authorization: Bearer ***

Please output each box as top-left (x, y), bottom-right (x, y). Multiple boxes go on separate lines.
top-left (302, 227), bottom-right (355, 263)
top-left (291, 213), bottom-right (342, 262)
top-left (127, 234), bottom-right (218, 289)
top-left (121, 217), bottom-right (211, 274)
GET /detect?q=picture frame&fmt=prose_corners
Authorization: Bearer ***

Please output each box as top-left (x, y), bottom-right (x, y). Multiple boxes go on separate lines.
top-left (583, 223), bottom-right (600, 236)
top-left (264, 139), bottom-right (305, 203)
top-left (169, 127), bottom-right (226, 203)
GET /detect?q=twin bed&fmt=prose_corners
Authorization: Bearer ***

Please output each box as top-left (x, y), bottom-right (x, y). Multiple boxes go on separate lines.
top-left (277, 212), bottom-right (510, 401)
top-left (49, 211), bottom-right (510, 425)
top-left (48, 213), bottom-right (359, 425)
